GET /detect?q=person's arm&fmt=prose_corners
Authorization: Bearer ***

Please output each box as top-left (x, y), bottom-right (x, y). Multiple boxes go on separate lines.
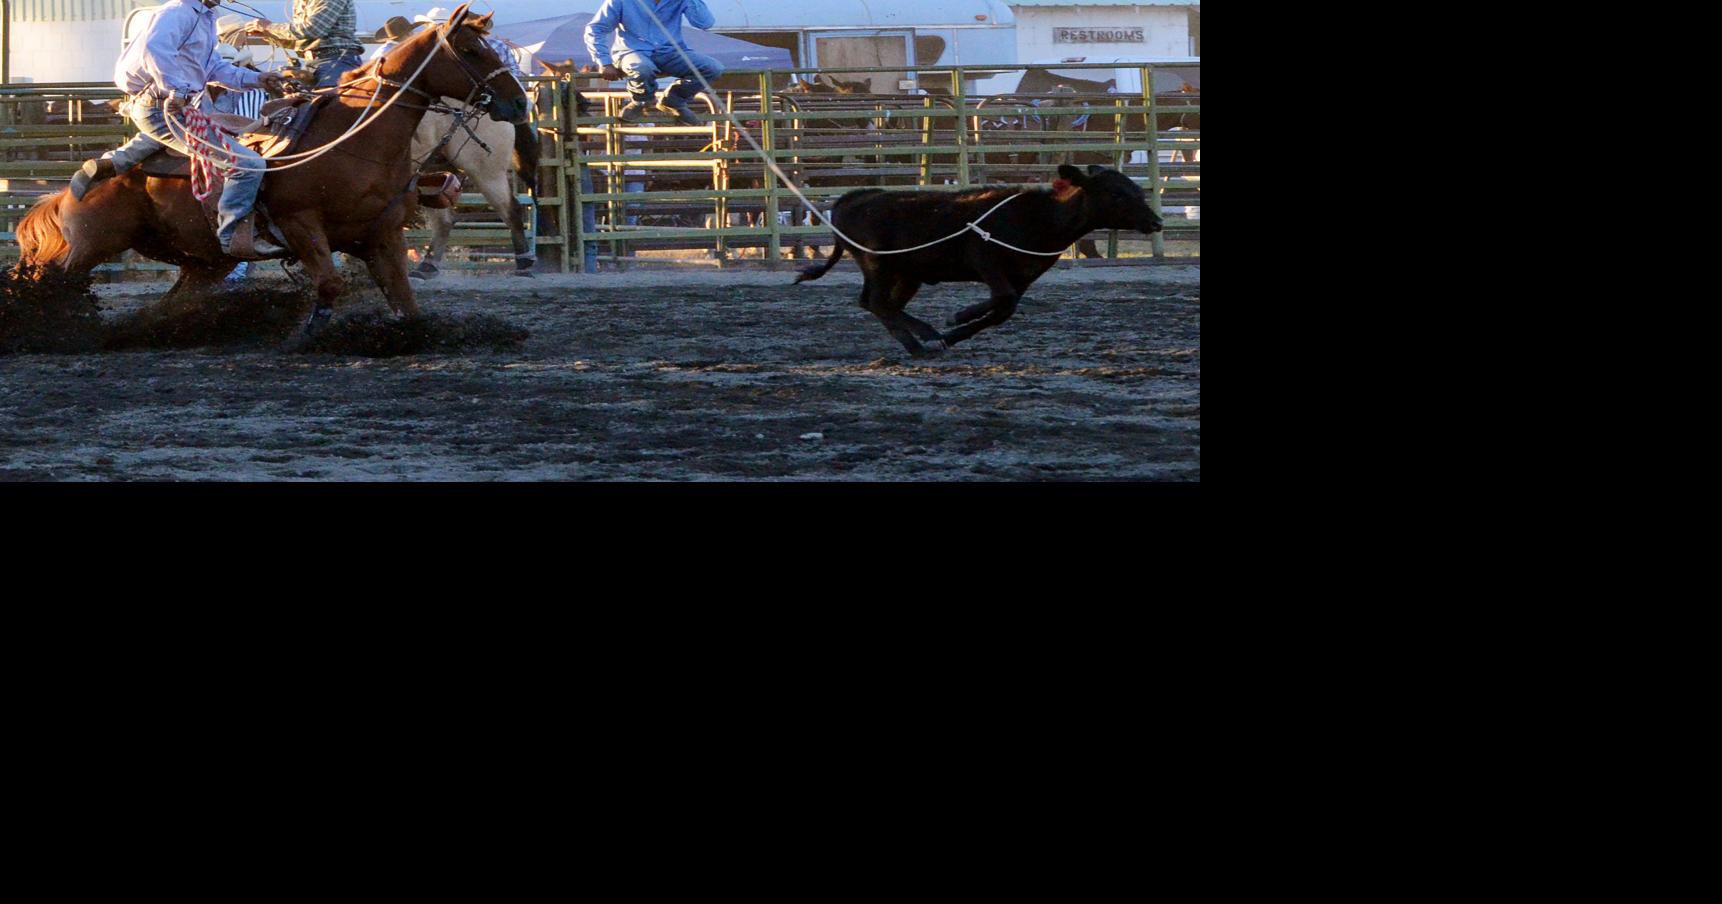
top-left (584, 0), bottom-right (624, 67)
top-left (263, 0), bottom-right (347, 42)
top-left (682, 0), bottom-right (717, 31)
top-left (141, 5), bottom-right (203, 98)
top-left (207, 58), bottom-right (265, 92)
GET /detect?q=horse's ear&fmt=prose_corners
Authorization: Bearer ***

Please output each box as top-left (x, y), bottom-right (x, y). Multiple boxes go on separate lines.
top-left (1086, 164), bottom-right (1105, 177)
top-left (446, 3), bottom-right (472, 31)
top-left (471, 11), bottom-right (494, 33)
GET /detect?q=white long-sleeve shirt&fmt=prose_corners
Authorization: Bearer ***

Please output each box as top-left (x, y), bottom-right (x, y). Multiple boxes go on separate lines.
top-left (114, 0), bottom-right (263, 100)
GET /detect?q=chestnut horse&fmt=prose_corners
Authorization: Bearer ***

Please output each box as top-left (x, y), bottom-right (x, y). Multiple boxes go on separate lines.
top-left (15, 3), bottom-right (527, 331)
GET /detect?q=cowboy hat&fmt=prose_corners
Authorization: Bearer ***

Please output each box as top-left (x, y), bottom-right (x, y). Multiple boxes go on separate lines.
top-left (215, 41), bottom-right (257, 69)
top-left (374, 16), bottom-right (419, 42)
top-left (413, 7), bottom-right (454, 25)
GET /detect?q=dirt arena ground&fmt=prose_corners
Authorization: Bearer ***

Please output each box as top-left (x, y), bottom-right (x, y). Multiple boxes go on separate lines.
top-left (0, 265), bottom-right (1199, 481)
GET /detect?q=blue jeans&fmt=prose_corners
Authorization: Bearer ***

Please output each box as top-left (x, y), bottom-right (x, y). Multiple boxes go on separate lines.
top-left (311, 53), bottom-right (364, 89)
top-left (113, 101), bottom-right (265, 252)
top-left (613, 46), bottom-right (723, 105)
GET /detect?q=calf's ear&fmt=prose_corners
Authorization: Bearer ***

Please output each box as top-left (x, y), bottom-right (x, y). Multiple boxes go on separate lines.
top-left (1057, 163), bottom-right (1088, 184)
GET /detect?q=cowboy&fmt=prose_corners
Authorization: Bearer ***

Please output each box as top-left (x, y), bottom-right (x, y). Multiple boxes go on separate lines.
top-left (243, 0), bottom-right (364, 89)
top-left (69, 0), bottom-right (286, 260)
top-left (372, 15), bottom-right (418, 54)
top-left (584, 0), bottom-right (724, 125)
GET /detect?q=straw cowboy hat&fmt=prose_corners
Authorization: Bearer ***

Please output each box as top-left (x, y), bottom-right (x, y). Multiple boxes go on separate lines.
top-left (374, 16), bottom-right (419, 42)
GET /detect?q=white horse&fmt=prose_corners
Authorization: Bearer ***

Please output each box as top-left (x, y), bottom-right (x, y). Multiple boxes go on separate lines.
top-left (410, 98), bottom-right (539, 279)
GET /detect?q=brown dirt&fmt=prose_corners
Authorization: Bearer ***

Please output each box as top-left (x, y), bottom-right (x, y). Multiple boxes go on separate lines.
top-left (0, 267), bottom-right (1199, 480)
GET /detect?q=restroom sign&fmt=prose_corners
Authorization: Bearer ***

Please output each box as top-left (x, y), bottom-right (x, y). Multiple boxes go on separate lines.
top-left (1053, 27), bottom-right (1146, 43)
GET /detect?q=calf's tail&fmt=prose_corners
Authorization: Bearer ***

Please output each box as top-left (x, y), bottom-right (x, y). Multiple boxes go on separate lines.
top-left (795, 243), bottom-right (844, 283)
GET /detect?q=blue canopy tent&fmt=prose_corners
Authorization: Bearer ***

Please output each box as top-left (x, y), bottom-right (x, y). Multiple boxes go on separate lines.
top-left (493, 14), bottom-right (794, 74)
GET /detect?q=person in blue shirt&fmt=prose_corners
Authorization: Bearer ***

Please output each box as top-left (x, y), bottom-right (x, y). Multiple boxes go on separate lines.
top-left (584, 0), bottom-right (724, 125)
top-left (70, 0), bottom-right (286, 259)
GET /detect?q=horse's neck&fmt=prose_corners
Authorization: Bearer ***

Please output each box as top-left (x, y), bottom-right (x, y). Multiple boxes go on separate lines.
top-left (312, 88), bottom-right (429, 161)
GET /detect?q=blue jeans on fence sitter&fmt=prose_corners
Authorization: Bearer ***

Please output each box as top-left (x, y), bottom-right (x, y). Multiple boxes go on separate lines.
top-left (613, 46), bottom-right (724, 105)
top-left (109, 102), bottom-right (265, 252)
top-left (311, 53), bottom-right (364, 89)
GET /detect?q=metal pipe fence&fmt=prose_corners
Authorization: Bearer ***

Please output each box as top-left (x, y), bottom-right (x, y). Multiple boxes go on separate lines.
top-left (0, 62), bottom-right (1198, 276)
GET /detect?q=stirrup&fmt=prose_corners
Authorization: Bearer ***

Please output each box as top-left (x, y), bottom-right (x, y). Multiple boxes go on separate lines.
top-left (223, 216), bottom-right (288, 261)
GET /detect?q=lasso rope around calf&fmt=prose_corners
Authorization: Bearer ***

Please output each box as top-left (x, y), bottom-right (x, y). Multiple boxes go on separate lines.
top-left (628, 0), bottom-right (1071, 258)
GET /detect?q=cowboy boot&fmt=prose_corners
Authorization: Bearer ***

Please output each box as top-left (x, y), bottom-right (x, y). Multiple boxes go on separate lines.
top-left (657, 85), bottom-right (701, 126)
top-left (223, 215), bottom-right (288, 261)
top-left (69, 158), bottom-right (116, 202)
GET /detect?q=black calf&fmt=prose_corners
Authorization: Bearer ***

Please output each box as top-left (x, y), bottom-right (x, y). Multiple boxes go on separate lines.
top-left (795, 164), bottom-right (1162, 356)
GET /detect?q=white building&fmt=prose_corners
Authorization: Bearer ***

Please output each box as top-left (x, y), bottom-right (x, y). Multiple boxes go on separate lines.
top-left (1007, 1), bottom-right (1197, 62)
top-left (2, 0), bottom-right (147, 83)
top-left (2, 0), bottom-right (1192, 86)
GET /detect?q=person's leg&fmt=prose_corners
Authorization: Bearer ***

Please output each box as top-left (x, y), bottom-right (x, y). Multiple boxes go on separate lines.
top-left (655, 50), bottom-right (723, 124)
top-left (312, 54), bottom-right (363, 89)
top-left (614, 49), bottom-right (660, 107)
top-left (107, 130), bottom-right (168, 173)
top-left (659, 50), bottom-right (724, 101)
top-left (214, 142), bottom-right (268, 252)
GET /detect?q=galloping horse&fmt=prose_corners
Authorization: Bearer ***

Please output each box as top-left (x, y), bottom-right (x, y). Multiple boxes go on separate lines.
top-left (16, 3), bottom-right (528, 329)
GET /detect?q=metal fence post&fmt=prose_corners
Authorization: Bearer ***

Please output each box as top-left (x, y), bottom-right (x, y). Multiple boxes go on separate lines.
top-left (952, 68), bottom-right (969, 187)
top-left (761, 71), bottom-right (780, 268)
top-left (1143, 64), bottom-right (1164, 261)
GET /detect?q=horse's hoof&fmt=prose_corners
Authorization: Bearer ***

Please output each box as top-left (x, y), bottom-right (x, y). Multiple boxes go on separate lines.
top-left (510, 270), bottom-right (536, 278)
top-left (910, 339), bottom-right (948, 359)
top-left (303, 307), bottom-right (334, 338)
top-left (408, 270), bottom-right (433, 281)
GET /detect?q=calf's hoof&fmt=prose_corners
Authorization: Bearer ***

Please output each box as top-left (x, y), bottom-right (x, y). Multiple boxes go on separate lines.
top-left (910, 339), bottom-right (949, 359)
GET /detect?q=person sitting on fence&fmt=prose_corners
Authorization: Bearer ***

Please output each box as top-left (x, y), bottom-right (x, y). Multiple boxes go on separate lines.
top-left (69, 0), bottom-right (286, 261)
top-left (583, 0), bottom-right (724, 126)
top-left (243, 0), bottom-right (364, 89)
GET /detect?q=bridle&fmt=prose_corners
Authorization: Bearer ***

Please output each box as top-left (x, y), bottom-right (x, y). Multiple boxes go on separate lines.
top-left (334, 21), bottom-right (517, 117)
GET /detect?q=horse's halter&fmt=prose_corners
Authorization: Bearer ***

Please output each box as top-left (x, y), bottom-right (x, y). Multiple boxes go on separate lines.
top-left (346, 20), bottom-right (516, 114)
top-left (428, 21), bottom-right (518, 113)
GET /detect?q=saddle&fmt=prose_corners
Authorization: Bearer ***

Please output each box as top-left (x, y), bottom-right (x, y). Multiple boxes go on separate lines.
top-left (137, 94), bottom-right (323, 178)
top-left (134, 95), bottom-right (324, 255)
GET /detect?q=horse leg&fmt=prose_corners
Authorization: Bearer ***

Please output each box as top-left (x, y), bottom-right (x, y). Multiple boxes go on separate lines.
top-left (276, 218), bottom-right (345, 335)
top-left (473, 172), bottom-right (534, 278)
top-left (160, 261), bottom-right (237, 303)
top-left (940, 270), bottom-right (1021, 348)
top-left (408, 208), bottom-right (452, 281)
top-left (361, 227), bottom-right (421, 319)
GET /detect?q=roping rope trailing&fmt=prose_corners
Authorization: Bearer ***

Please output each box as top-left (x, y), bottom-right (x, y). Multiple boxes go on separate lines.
top-left (626, 0), bottom-right (1072, 258)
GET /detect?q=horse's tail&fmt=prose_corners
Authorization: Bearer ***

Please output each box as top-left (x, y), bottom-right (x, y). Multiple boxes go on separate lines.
top-left (15, 191), bottom-right (70, 267)
top-left (512, 123), bottom-right (540, 196)
top-left (795, 242), bottom-right (844, 284)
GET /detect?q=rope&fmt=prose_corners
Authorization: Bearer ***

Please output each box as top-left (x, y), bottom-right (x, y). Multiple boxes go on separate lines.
top-left (183, 106), bottom-right (235, 202)
top-left (159, 24), bottom-right (471, 173)
top-left (626, 0), bottom-right (1074, 259)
